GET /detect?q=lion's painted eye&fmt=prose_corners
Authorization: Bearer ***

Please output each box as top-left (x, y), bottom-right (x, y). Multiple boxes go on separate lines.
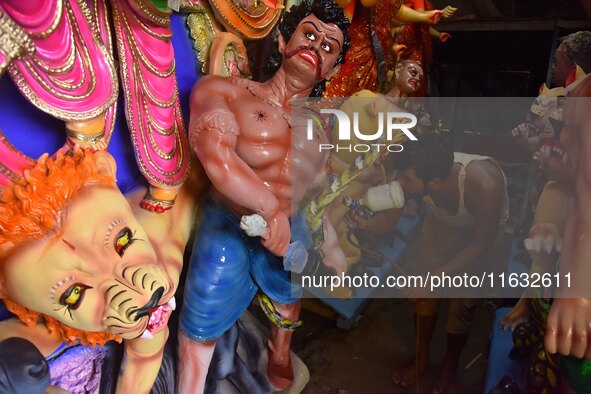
top-left (59, 283), bottom-right (91, 310)
top-left (114, 227), bottom-right (136, 257)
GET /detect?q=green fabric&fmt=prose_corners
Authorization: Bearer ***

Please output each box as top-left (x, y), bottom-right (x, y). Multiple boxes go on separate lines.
top-left (560, 356), bottom-right (591, 393)
top-left (150, 0), bottom-right (169, 11)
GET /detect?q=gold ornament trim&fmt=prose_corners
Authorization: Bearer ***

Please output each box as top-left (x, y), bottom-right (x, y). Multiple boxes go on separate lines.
top-left (0, 12), bottom-right (35, 72)
top-left (111, 1), bottom-right (188, 187)
top-left (128, 0), bottom-right (171, 27)
top-left (208, 0), bottom-right (282, 40)
top-left (7, 1), bottom-right (118, 121)
top-left (31, 0), bottom-right (64, 39)
top-left (186, 9), bottom-right (222, 74)
top-left (66, 127), bottom-right (106, 144)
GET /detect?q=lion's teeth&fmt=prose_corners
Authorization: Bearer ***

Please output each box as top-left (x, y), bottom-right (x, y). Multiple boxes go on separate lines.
top-left (167, 297), bottom-right (176, 311)
top-left (140, 330), bottom-right (153, 340)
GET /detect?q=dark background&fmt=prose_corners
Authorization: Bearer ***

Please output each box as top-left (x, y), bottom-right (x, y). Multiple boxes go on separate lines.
top-left (430, 0), bottom-right (590, 97)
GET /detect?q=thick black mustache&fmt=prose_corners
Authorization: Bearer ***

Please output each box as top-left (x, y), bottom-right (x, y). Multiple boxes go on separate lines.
top-left (284, 45), bottom-right (323, 80)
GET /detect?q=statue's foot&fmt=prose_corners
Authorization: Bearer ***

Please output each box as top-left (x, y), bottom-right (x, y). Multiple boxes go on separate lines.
top-left (139, 197), bottom-right (174, 213)
top-left (140, 186), bottom-right (178, 213)
top-left (66, 116), bottom-right (107, 151)
top-left (66, 137), bottom-right (107, 151)
top-left (267, 340), bottom-right (293, 390)
top-left (392, 360), bottom-right (430, 388)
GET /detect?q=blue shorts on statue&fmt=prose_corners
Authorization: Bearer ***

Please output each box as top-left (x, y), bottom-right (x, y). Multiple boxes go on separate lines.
top-left (179, 196), bottom-right (302, 341)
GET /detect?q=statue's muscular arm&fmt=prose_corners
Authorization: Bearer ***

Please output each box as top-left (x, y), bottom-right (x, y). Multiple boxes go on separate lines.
top-left (188, 76), bottom-right (289, 255)
top-left (545, 77), bottom-right (591, 360)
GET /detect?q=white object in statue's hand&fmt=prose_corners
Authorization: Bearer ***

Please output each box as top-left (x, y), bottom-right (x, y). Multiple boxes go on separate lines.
top-left (241, 214), bottom-right (308, 273)
top-left (240, 214), bottom-right (267, 237)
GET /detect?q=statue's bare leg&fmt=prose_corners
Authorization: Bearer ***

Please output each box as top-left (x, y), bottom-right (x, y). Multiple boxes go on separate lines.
top-left (177, 331), bottom-right (216, 394)
top-left (267, 300), bottom-right (301, 389)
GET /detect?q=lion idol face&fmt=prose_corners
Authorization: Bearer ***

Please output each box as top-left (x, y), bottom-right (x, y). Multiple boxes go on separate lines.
top-left (528, 84), bottom-right (565, 141)
top-left (0, 151), bottom-right (175, 343)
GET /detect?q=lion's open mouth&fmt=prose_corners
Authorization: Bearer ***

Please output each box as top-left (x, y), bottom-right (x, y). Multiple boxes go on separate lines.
top-left (139, 296), bottom-right (176, 339)
top-left (540, 141), bottom-right (569, 164)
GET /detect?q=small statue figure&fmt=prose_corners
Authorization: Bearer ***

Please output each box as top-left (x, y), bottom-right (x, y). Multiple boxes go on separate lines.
top-left (511, 84), bottom-right (565, 153)
top-left (325, 60), bottom-right (424, 271)
top-left (324, 0), bottom-right (443, 96)
top-left (386, 59), bottom-right (425, 98)
top-left (511, 30), bottom-right (591, 153)
top-left (179, 0), bottom-right (351, 392)
top-left (392, 0), bottom-right (457, 96)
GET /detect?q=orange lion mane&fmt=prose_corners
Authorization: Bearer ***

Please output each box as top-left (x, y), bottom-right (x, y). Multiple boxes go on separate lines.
top-left (0, 148), bottom-right (122, 346)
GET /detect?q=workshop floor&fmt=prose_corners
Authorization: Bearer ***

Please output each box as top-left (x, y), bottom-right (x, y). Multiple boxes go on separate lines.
top-left (288, 207), bottom-right (500, 394)
top-left (292, 298), bottom-right (494, 394)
